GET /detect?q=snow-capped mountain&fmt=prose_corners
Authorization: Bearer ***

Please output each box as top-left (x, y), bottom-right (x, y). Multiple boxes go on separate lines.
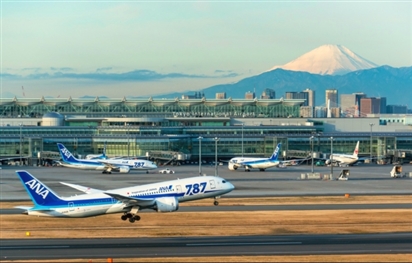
top-left (269, 44), bottom-right (379, 75)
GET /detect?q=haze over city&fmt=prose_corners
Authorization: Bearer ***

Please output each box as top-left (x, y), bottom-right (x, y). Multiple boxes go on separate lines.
top-left (1, 1), bottom-right (411, 99)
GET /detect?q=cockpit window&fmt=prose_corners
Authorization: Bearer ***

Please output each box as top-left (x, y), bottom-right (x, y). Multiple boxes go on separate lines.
top-left (222, 180), bottom-right (226, 183)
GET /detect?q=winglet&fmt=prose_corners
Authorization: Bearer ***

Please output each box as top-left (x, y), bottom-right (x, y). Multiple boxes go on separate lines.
top-left (16, 170), bottom-right (62, 206)
top-left (269, 143), bottom-right (281, 161)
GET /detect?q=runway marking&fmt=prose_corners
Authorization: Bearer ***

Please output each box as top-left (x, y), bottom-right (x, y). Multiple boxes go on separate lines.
top-left (1, 245), bottom-right (70, 249)
top-left (186, 242), bottom-right (302, 246)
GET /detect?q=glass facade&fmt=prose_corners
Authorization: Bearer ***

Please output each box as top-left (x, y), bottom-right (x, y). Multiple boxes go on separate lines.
top-left (1, 97), bottom-right (411, 164)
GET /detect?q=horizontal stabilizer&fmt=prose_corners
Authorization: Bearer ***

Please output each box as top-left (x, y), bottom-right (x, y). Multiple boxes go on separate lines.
top-left (60, 182), bottom-right (102, 194)
top-left (14, 206), bottom-right (33, 210)
top-left (14, 206), bottom-right (54, 211)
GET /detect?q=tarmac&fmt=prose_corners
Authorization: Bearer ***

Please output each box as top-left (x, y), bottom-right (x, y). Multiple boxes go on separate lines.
top-left (0, 163), bottom-right (411, 201)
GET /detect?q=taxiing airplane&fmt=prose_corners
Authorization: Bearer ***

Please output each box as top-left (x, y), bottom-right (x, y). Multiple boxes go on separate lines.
top-left (15, 170), bottom-right (235, 223)
top-left (325, 141), bottom-right (362, 166)
top-left (229, 143), bottom-right (283, 172)
top-left (57, 143), bottom-right (158, 174)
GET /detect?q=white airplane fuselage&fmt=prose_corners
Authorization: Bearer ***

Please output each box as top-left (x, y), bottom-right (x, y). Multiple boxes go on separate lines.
top-left (22, 175), bottom-right (234, 218)
top-left (331, 154), bottom-right (358, 165)
top-left (228, 157), bottom-right (280, 170)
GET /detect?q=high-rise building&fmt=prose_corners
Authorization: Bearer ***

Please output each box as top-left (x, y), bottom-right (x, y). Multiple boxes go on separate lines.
top-left (330, 107), bottom-right (341, 118)
top-left (302, 88), bottom-right (315, 107)
top-left (300, 106), bottom-right (313, 117)
top-left (378, 97), bottom-right (387, 114)
top-left (245, 91), bottom-right (255, 99)
top-left (387, 105), bottom-right (407, 114)
top-left (314, 106), bottom-right (327, 118)
top-left (360, 97), bottom-right (381, 116)
top-left (340, 92), bottom-right (366, 117)
top-left (182, 92), bottom-right (204, 99)
top-left (260, 88), bottom-right (275, 99)
top-left (216, 92), bottom-right (226, 99)
top-left (325, 89), bottom-right (338, 108)
top-left (285, 91), bottom-right (309, 106)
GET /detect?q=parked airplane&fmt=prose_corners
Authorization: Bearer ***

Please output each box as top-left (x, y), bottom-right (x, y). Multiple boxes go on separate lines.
top-left (325, 141), bottom-right (362, 166)
top-left (229, 143), bottom-right (283, 172)
top-left (57, 143), bottom-right (158, 174)
top-left (15, 170), bottom-right (235, 223)
top-left (85, 141), bottom-right (108, 160)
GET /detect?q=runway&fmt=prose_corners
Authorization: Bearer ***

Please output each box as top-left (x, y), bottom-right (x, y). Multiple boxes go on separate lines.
top-left (1, 164), bottom-right (411, 260)
top-left (1, 233), bottom-right (411, 260)
top-left (2, 203), bottom-right (412, 215)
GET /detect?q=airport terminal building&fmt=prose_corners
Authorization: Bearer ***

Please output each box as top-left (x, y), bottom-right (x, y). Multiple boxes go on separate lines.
top-left (1, 97), bottom-right (411, 165)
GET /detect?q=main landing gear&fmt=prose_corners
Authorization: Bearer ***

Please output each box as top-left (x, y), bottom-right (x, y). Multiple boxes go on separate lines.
top-left (121, 212), bottom-right (141, 223)
top-left (102, 170), bottom-right (112, 174)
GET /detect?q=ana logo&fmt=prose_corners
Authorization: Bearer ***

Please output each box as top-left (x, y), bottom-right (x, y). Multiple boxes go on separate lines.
top-left (159, 185), bottom-right (173, 192)
top-left (61, 147), bottom-right (72, 159)
top-left (273, 145), bottom-right (280, 157)
top-left (25, 179), bottom-right (49, 199)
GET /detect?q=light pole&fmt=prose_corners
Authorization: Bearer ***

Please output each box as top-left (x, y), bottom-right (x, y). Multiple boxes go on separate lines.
top-left (198, 136), bottom-right (203, 175)
top-left (214, 137), bottom-right (220, 176)
top-left (19, 123), bottom-right (22, 166)
top-left (127, 125), bottom-right (130, 159)
top-left (241, 123), bottom-right (244, 157)
top-left (369, 123), bottom-right (374, 162)
top-left (330, 136), bottom-right (334, 177)
top-left (310, 136), bottom-right (314, 173)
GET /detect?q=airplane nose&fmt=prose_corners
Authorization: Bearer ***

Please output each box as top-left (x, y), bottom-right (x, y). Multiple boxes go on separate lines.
top-left (228, 182), bottom-right (235, 191)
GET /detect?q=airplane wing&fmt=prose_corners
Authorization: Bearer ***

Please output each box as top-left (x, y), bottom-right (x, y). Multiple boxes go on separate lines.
top-left (60, 182), bottom-right (103, 194)
top-left (96, 160), bottom-right (128, 172)
top-left (104, 192), bottom-right (156, 207)
top-left (97, 161), bottom-right (119, 169)
top-left (280, 158), bottom-right (309, 166)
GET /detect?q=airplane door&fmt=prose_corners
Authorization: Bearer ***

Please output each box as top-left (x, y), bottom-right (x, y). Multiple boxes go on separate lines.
top-left (209, 179), bottom-right (216, 189)
top-left (176, 185), bottom-right (182, 194)
top-left (68, 202), bottom-right (74, 212)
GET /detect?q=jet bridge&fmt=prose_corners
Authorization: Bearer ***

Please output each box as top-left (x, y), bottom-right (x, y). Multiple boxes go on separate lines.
top-left (147, 151), bottom-right (191, 166)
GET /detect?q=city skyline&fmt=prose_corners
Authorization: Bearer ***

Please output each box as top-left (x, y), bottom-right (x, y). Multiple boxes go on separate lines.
top-left (1, 1), bottom-right (411, 98)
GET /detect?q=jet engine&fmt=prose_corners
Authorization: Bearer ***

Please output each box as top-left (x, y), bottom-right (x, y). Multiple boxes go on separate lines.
top-left (325, 159), bottom-right (332, 165)
top-left (155, 197), bottom-right (179, 212)
top-left (114, 166), bottom-right (130, 173)
top-left (228, 162), bottom-right (238, 171)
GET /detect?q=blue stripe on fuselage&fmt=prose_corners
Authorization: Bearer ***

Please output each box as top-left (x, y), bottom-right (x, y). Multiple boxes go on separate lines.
top-left (27, 190), bottom-right (222, 210)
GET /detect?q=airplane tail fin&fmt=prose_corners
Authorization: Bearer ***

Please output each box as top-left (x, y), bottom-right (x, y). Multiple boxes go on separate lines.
top-left (353, 141), bottom-right (360, 157)
top-left (16, 170), bottom-right (63, 206)
top-left (102, 141), bottom-right (107, 159)
top-left (57, 143), bottom-right (79, 163)
top-left (269, 143), bottom-right (281, 161)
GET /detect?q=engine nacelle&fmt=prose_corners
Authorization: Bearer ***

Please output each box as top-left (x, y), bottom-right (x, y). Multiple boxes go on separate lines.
top-left (228, 162), bottom-right (238, 171)
top-left (325, 159), bottom-right (331, 165)
top-left (155, 197), bottom-right (179, 212)
top-left (117, 166), bottom-right (130, 173)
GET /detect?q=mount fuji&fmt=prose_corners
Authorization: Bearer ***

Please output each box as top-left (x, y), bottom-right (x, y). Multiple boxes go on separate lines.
top-left (269, 44), bottom-right (379, 75)
top-left (153, 44), bottom-right (411, 106)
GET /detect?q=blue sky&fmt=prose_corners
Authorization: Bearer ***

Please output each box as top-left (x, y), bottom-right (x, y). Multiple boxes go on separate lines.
top-left (1, 1), bottom-right (411, 98)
